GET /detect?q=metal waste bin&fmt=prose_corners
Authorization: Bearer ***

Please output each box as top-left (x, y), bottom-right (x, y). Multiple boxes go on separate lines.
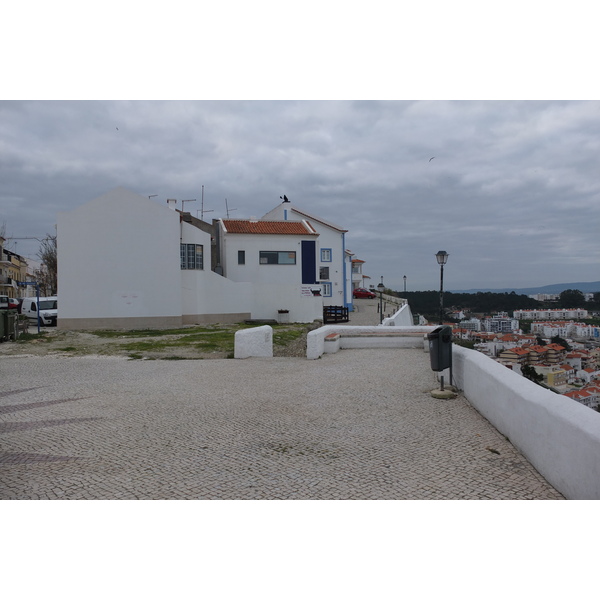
top-left (6, 310), bottom-right (18, 340)
top-left (1, 309), bottom-right (18, 341)
top-left (427, 325), bottom-right (453, 372)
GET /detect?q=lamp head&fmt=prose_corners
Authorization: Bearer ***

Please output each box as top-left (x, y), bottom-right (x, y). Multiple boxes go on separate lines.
top-left (435, 251), bottom-right (449, 265)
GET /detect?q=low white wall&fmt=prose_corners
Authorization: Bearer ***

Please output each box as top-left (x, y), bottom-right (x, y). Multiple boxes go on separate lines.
top-left (452, 345), bottom-right (600, 500)
top-left (307, 325), bottom-right (436, 359)
top-left (249, 284), bottom-right (323, 323)
top-left (234, 325), bottom-right (273, 358)
top-left (382, 303), bottom-right (414, 327)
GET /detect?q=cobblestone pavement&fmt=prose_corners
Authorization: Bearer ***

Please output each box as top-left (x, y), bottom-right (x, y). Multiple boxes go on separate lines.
top-left (1, 346), bottom-right (563, 500)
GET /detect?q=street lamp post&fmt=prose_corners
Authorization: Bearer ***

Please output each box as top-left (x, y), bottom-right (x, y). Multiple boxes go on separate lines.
top-left (435, 251), bottom-right (449, 325)
top-left (377, 277), bottom-right (385, 324)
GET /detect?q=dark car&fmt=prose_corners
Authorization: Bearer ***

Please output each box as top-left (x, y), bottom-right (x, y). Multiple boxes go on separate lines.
top-left (353, 287), bottom-right (377, 299)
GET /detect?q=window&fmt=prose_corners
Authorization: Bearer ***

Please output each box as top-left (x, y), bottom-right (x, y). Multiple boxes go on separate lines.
top-left (180, 244), bottom-right (203, 270)
top-left (259, 251), bottom-right (296, 265)
top-left (321, 248), bottom-right (332, 262)
top-left (238, 250), bottom-right (246, 265)
top-left (322, 282), bottom-right (332, 297)
top-left (319, 266), bottom-right (329, 280)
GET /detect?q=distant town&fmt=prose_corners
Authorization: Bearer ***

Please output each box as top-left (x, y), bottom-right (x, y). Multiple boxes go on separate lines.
top-left (390, 289), bottom-right (600, 413)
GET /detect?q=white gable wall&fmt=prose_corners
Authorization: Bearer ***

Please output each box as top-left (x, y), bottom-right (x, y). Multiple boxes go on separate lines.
top-left (58, 188), bottom-right (184, 329)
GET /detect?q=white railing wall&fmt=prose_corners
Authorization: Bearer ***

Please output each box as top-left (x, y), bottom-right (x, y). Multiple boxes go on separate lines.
top-left (452, 345), bottom-right (600, 500)
top-left (382, 302), bottom-right (414, 327)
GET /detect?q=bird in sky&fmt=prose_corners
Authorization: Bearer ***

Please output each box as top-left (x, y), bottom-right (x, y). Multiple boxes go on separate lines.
top-left (429, 157), bottom-right (435, 162)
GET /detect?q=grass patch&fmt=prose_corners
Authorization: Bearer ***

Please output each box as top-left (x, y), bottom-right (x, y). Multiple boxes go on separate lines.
top-left (17, 331), bottom-right (49, 343)
top-left (273, 328), bottom-right (305, 346)
top-left (91, 326), bottom-right (219, 338)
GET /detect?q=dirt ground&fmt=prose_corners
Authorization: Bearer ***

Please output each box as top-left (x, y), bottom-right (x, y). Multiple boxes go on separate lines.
top-left (0, 322), bottom-right (317, 360)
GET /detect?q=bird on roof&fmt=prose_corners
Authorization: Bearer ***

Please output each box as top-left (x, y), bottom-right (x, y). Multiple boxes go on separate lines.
top-left (280, 195), bottom-right (289, 202)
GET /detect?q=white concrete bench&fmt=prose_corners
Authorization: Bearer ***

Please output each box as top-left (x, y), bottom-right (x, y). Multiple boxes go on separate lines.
top-left (234, 325), bottom-right (273, 358)
top-left (307, 325), bottom-right (437, 359)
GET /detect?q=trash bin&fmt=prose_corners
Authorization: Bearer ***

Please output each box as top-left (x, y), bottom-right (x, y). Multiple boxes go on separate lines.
top-left (427, 325), bottom-right (453, 372)
top-left (5, 310), bottom-right (18, 340)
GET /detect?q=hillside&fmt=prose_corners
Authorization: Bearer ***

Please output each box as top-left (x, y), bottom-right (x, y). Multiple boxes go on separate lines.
top-left (450, 281), bottom-right (600, 295)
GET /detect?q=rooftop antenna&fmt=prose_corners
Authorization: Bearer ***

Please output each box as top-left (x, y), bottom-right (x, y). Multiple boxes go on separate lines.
top-left (181, 199), bottom-right (196, 213)
top-left (148, 194), bottom-right (158, 200)
top-left (199, 185), bottom-right (214, 221)
top-left (225, 198), bottom-right (237, 218)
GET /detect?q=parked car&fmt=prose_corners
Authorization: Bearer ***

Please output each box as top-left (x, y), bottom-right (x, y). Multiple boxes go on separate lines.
top-left (353, 287), bottom-right (377, 299)
top-left (21, 296), bottom-right (58, 326)
top-left (8, 297), bottom-right (19, 309)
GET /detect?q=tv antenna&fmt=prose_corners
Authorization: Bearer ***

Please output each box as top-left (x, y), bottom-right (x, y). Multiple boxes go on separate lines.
top-left (181, 199), bottom-right (196, 213)
top-left (225, 198), bottom-right (237, 218)
top-left (198, 185), bottom-right (214, 221)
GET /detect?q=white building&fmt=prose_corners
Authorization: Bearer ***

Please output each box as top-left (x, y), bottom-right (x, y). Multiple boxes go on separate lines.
top-left (261, 197), bottom-right (352, 309)
top-left (483, 313), bottom-right (520, 333)
top-left (57, 188), bottom-right (324, 329)
top-left (458, 318), bottom-right (482, 332)
top-left (514, 308), bottom-right (589, 320)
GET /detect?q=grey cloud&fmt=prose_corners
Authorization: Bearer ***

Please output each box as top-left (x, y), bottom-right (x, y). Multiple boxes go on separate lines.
top-left (1, 100), bottom-right (598, 291)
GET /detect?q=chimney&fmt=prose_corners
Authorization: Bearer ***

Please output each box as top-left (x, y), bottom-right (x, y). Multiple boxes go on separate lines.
top-left (167, 199), bottom-right (177, 210)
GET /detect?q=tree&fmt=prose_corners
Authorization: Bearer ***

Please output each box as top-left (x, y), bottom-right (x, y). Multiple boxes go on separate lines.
top-left (550, 335), bottom-right (571, 351)
top-left (559, 289), bottom-right (586, 308)
top-left (522, 365), bottom-right (543, 385)
top-left (36, 234), bottom-right (57, 295)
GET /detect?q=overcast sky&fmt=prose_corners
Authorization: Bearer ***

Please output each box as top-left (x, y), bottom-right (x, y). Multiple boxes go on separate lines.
top-left (2, 100), bottom-right (598, 291)
top-left (2, 3), bottom-right (599, 293)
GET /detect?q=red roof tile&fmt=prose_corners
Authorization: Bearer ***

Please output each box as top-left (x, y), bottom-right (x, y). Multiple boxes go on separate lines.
top-left (222, 220), bottom-right (318, 235)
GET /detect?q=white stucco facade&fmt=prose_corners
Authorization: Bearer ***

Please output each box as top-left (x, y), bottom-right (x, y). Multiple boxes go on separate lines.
top-left (58, 188), bottom-right (186, 329)
top-left (261, 200), bottom-right (350, 309)
top-left (57, 188), bottom-right (326, 329)
top-left (57, 189), bottom-right (250, 329)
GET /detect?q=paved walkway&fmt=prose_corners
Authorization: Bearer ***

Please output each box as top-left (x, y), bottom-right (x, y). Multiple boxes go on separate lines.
top-left (1, 317), bottom-right (563, 499)
top-left (347, 296), bottom-right (398, 326)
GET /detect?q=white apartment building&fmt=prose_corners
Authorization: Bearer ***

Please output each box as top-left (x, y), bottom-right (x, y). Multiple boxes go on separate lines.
top-left (458, 318), bottom-right (482, 331)
top-left (514, 308), bottom-right (589, 320)
top-left (530, 321), bottom-right (600, 339)
top-left (483, 313), bottom-right (520, 333)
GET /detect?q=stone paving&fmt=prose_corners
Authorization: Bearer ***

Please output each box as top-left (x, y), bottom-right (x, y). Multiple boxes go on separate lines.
top-left (1, 332), bottom-right (563, 499)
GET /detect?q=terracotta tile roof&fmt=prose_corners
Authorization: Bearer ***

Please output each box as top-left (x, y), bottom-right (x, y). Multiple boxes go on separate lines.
top-left (221, 220), bottom-right (318, 235)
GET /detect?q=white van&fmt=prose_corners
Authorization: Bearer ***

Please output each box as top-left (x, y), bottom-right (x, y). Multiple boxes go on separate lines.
top-left (21, 296), bottom-right (58, 326)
